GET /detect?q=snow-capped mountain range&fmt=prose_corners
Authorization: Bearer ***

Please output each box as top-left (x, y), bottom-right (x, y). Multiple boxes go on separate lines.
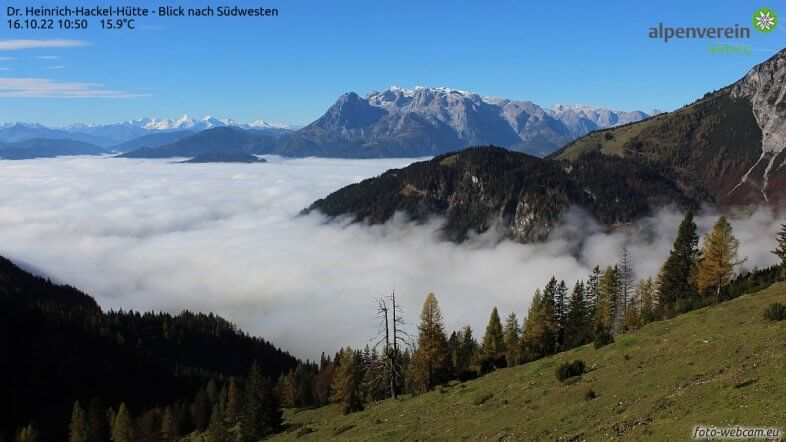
top-left (68, 115), bottom-right (295, 132)
top-left (279, 86), bottom-right (658, 157)
top-left (61, 115), bottom-right (298, 143)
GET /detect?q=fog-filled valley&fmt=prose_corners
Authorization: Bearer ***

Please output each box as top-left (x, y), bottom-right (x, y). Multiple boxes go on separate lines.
top-left (0, 155), bottom-right (781, 359)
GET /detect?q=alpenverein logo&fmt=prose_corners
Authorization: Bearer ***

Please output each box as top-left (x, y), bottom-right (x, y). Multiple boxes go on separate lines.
top-left (753, 7), bottom-right (777, 33)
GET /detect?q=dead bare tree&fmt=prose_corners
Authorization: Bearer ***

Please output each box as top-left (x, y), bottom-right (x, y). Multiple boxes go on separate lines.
top-left (616, 246), bottom-right (634, 334)
top-left (370, 288), bottom-right (413, 401)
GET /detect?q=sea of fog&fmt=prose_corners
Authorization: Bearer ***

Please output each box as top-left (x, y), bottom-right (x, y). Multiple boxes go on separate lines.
top-left (0, 155), bottom-right (781, 359)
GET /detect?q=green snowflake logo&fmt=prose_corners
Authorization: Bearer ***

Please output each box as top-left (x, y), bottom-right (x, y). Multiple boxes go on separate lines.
top-left (753, 7), bottom-right (777, 33)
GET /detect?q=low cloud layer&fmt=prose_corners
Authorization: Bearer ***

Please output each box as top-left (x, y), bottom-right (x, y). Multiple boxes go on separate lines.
top-left (0, 156), bottom-right (781, 359)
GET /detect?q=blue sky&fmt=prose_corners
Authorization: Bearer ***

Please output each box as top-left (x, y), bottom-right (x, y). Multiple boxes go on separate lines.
top-left (1, 0), bottom-right (784, 126)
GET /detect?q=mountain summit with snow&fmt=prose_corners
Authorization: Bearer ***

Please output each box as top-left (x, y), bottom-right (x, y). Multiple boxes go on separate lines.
top-left (280, 86), bottom-right (656, 157)
top-left (56, 115), bottom-right (298, 143)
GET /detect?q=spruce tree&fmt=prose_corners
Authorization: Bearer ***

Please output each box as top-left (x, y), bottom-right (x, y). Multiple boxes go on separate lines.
top-left (69, 401), bottom-right (90, 442)
top-left (480, 307), bottom-right (507, 371)
top-left (564, 281), bottom-right (592, 348)
top-left (239, 361), bottom-right (281, 440)
top-left (542, 277), bottom-right (558, 307)
top-left (555, 280), bottom-right (568, 347)
top-left (658, 208), bottom-right (700, 315)
top-left (586, 266), bottom-right (601, 319)
top-left (773, 222), bottom-right (786, 279)
top-left (294, 363), bottom-right (315, 407)
top-left (224, 377), bottom-right (240, 423)
top-left (111, 403), bottom-right (134, 442)
top-left (412, 293), bottom-right (450, 390)
top-left (698, 216), bottom-right (740, 299)
top-left (451, 325), bottom-right (477, 380)
top-left (502, 313), bottom-right (521, 367)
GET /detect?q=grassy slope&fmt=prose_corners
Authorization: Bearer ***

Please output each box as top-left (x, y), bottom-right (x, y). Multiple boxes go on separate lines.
top-left (274, 283), bottom-right (786, 440)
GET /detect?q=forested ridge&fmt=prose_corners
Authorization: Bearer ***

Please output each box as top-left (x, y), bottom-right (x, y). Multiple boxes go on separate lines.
top-left (0, 255), bottom-right (297, 441)
top-left (307, 146), bottom-right (692, 243)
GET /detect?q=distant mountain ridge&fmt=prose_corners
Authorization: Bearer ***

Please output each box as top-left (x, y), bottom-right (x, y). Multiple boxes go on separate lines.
top-left (118, 126), bottom-right (278, 158)
top-left (280, 86), bottom-right (656, 157)
top-left (3, 92), bottom-right (652, 159)
top-left (0, 138), bottom-right (111, 160)
top-left (0, 123), bottom-right (118, 147)
top-left (0, 116), bottom-right (299, 147)
top-left (110, 130), bottom-right (194, 152)
top-left (65, 114), bottom-right (298, 135)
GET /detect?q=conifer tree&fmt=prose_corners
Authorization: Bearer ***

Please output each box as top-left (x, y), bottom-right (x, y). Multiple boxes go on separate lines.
top-left (542, 277), bottom-right (558, 308)
top-left (555, 280), bottom-right (568, 347)
top-left (564, 281), bottom-right (592, 348)
top-left (193, 386), bottom-right (211, 432)
top-left (450, 325), bottom-right (477, 380)
top-left (586, 266), bottom-right (601, 319)
top-left (206, 379), bottom-right (219, 405)
top-left (278, 371), bottom-right (298, 408)
top-left (217, 384), bottom-right (228, 417)
top-left (412, 293), bottom-right (450, 390)
top-left (697, 216), bottom-right (741, 299)
top-left (313, 361), bottom-right (335, 406)
top-left (658, 208), bottom-right (700, 315)
top-left (503, 313), bottom-right (521, 367)
top-left (111, 403), bottom-right (134, 442)
top-left (224, 377), bottom-right (241, 423)
top-left (480, 307), bottom-right (507, 371)
top-left (69, 401), bottom-right (90, 442)
top-left (520, 287), bottom-right (558, 361)
top-left (330, 348), bottom-right (364, 414)
top-left (87, 397), bottom-right (110, 442)
top-left (15, 424), bottom-right (40, 442)
top-left (294, 363), bottom-right (315, 407)
top-left (239, 361), bottom-right (281, 440)
top-left (205, 404), bottom-right (228, 442)
top-left (595, 266), bottom-right (619, 333)
top-left (773, 222), bottom-right (786, 279)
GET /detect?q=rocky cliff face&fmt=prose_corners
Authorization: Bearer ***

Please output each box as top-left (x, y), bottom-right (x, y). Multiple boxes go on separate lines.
top-left (732, 50), bottom-right (786, 154)
top-left (730, 50), bottom-right (786, 205)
